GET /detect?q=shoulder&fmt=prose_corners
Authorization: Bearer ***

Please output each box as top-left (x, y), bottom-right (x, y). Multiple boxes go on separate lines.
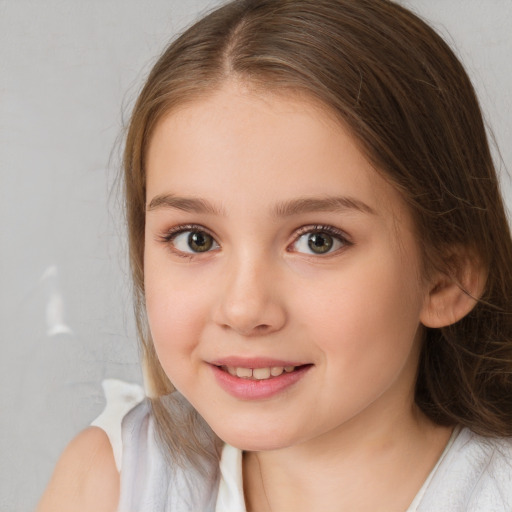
top-left (455, 429), bottom-right (512, 479)
top-left (420, 428), bottom-right (512, 511)
top-left (91, 379), bottom-right (146, 470)
top-left (37, 427), bottom-right (119, 512)
top-left (464, 432), bottom-right (512, 505)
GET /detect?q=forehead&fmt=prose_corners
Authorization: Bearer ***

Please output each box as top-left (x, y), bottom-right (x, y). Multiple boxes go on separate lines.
top-left (145, 82), bottom-right (409, 224)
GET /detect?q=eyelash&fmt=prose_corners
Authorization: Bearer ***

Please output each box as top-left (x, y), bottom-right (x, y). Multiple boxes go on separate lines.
top-left (289, 224), bottom-right (352, 255)
top-left (157, 223), bottom-right (352, 258)
top-left (157, 224), bottom-right (218, 259)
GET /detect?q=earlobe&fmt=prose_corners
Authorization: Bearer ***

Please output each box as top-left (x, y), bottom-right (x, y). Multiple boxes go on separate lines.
top-left (420, 254), bottom-right (486, 328)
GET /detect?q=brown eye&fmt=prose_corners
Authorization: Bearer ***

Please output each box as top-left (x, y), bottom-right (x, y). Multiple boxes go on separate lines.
top-left (291, 227), bottom-right (348, 255)
top-left (307, 233), bottom-right (334, 254)
top-left (188, 231), bottom-right (214, 252)
top-left (170, 229), bottom-right (219, 254)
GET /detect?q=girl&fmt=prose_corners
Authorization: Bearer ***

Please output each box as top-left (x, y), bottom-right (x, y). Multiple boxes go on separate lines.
top-left (39, 0), bottom-right (512, 510)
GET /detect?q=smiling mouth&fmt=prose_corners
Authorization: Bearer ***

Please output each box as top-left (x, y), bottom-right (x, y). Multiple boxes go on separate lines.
top-left (217, 365), bottom-right (310, 381)
top-left (211, 363), bottom-right (313, 399)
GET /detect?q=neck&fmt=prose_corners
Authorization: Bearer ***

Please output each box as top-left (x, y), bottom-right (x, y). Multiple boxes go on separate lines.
top-left (243, 407), bottom-right (453, 512)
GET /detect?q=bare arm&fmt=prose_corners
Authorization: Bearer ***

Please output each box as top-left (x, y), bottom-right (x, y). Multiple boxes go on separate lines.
top-left (37, 427), bottom-right (120, 512)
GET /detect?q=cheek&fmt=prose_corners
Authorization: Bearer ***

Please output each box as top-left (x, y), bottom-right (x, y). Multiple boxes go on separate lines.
top-left (146, 288), bottom-right (209, 391)
top-left (303, 261), bottom-right (424, 420)
top-left (144, 259), bottom-right (210, 371)
top-left (298, 250), bottom-right (424, 368)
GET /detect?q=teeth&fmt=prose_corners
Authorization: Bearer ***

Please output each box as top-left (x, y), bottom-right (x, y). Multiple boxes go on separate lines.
top-left (226, 366), bottom-right (296, 380)
top-left (235, 367), bottom-right (253, 378)
top-left (253, 368), bottom-right (271, 380)
top-left (270, 367), bottom-right (284, 377)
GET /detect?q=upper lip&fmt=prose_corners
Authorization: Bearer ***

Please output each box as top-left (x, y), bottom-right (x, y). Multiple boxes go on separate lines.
top-left (209, 357), bottom-right (310, 368)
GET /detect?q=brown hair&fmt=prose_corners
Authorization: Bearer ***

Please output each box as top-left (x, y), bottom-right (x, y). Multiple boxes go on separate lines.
top-left (123, 0), bottom-right (512, 466)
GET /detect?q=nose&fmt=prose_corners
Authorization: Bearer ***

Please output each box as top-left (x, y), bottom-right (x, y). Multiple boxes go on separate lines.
top-left (213, 254), bottom-right (287, 337)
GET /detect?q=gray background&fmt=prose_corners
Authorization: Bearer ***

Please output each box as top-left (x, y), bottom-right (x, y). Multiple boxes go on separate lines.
top-left (1, 1), bottom-right (511, 510)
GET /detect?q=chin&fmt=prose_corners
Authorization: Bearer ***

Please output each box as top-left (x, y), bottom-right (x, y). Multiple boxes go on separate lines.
top-left (209, 420), bottom-right (299, 452)
top-left (221, 434), bottom-right (292, 452)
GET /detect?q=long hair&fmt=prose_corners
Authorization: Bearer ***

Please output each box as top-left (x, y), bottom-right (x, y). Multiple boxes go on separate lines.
top-left (123, 0), bottom-right (512, 467)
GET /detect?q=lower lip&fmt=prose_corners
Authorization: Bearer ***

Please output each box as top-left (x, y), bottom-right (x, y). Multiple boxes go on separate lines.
top-left (210, 364), bottom-right (312, 400)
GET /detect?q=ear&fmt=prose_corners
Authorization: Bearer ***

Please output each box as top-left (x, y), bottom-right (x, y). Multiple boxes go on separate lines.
top-left (420, 250), bottom-right (487, 328)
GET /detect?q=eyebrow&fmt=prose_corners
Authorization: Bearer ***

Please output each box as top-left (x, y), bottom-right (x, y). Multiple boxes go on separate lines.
top-left (147, 194), bottom-right (225, 215)
top-left (146, 194), bottom-right (376, 217)
top-left (272, 196), bottom-right (377, 217)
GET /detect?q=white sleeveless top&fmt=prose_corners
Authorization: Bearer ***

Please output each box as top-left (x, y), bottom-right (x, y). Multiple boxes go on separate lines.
top-left (95, 395), bottom-right (512, 512)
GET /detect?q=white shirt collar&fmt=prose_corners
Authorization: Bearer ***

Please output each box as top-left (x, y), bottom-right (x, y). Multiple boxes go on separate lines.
top-left (215, 443), bottom-right (247, 512)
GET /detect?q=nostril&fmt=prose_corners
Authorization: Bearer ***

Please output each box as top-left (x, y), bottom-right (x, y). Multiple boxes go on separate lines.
top-left (221, 323), bottom-right (272, 336)
top-left (255, 324), bottom-right (271, 331)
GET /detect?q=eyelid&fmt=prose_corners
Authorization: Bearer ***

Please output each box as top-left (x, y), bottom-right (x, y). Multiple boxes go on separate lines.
top-left (157, 224), bottom-right (220, 257)
top-left (156, 223), bottom-right (351, 257)
top-left (159, 223), bottom-right (215, 241)
top-left (288, 224), bottom-right (353, 254)
top-left (293, 224), bottom-right (351, 240)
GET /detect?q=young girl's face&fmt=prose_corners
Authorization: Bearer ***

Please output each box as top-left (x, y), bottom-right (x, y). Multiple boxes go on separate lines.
top-left (144, 82), bottom-right (432, 451)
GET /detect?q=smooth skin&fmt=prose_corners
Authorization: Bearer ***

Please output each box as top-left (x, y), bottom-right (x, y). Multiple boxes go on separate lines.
top-left (39, 81), bottom-right (481, 511)
top-left (143, 82), bottom-right (479, 511)
top-left (37, 427), bottom-right (119, 512)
